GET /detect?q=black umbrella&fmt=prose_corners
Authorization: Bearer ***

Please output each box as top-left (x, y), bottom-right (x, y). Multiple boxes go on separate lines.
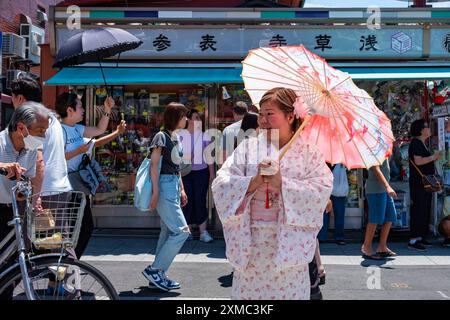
top-left (53, 27), bottom-right (143, 91)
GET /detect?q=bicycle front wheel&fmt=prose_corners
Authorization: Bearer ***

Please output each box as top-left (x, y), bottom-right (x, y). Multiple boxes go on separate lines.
top-left (0, 256), bottom-right (119, 300)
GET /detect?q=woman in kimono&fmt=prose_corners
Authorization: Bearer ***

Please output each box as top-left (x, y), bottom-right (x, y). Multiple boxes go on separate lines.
top-left (212, 87), bottom-right (333, 300)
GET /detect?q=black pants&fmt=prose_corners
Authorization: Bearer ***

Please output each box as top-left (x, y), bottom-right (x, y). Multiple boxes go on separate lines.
top-left (75, 196), bottom-right (94, 259)
top-left (182, 168), bottom-right (210, 226)
top-left (410, 185), bottom-right (432, 239)
top-left (309, 256), bottom-right (322, 299)
top-left (0, 204), bottom-right (15, 300)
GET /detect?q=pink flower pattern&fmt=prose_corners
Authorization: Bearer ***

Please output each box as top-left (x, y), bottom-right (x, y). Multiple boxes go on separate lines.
top-left (231, 226), bottom-right (310, 300)
top-left (211, 136), bottom-right (333, 300)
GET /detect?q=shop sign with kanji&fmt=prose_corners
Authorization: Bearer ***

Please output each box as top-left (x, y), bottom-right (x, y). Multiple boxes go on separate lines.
top-left (55, 27), bottom-right (448, 60)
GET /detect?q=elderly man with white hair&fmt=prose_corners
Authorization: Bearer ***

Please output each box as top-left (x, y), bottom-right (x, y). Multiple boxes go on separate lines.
top-left (0, 101), bottom-right (51, 300)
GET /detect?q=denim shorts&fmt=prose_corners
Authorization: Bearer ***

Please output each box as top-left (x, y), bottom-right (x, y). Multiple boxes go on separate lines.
top-left (366, 192), bottom-right (397, 225)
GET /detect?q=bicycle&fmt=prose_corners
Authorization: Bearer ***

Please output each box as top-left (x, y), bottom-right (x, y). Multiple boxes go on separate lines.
top-left (0, 168), bottom-right (119, 300)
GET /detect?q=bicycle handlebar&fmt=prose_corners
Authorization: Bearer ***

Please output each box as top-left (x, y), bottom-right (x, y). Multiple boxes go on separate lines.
top-left (0, 167), bottom-right (27, 181)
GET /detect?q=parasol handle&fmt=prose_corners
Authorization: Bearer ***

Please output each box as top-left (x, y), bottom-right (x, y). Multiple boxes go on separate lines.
top-left (98, 59), bottom-right (110, 97)
top-left (278, 115), bottom-right (311, 161)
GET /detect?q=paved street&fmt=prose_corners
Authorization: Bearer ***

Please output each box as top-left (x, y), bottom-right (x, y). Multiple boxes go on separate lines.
top-left (81, 233), bottom-right (450, 300)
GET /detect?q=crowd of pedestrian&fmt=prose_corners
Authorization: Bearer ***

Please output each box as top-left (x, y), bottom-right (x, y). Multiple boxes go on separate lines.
top-left (1, 78), bottom-right (449, 300)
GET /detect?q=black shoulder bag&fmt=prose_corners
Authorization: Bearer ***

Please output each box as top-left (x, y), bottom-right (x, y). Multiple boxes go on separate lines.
top-left (410, 159), bottom-right (443, 193)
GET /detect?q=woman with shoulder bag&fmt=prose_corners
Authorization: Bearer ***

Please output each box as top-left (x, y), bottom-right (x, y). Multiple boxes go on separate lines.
top-left (141, 103), bottom-right (190, 292)
top-left (408, 119), bottom-right (441, 251)
top-left (55, 92), bottom-right (125, 259)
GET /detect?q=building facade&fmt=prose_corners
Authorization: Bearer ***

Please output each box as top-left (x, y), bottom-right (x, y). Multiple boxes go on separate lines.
top-left (45, 5), bottom-right (450, 234)
top-left (1, 0), bottom-right (58, 127)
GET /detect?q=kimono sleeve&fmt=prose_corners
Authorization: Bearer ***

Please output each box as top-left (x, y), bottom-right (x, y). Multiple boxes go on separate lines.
top-left (281, 143), bottom-right (333, 228)
top-left (211, 140), bottom-right (253, 225)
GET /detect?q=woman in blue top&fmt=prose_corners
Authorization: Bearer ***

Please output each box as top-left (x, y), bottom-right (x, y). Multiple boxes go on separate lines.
top-left (55, 92), bottom-right (117, 260)
top-left (142, 102), bottom-right (190, 292)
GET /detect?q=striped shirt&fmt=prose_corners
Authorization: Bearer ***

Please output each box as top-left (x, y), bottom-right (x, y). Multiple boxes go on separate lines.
top-left (0, 129), bottom-right (37, 204)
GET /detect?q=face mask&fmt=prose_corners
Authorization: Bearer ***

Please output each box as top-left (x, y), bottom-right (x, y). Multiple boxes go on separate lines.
top-left (23, 134), bottom-right (45, 150)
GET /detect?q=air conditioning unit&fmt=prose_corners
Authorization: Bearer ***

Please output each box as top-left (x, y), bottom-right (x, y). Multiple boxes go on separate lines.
top-left (1, 33), bottom-right (26, 58)
top-left (37, 10), bottom-right (48, 24)
top-left (19, 24), bottom-right (45, 64)
top-left (6, 70), bottom-right (29, 90)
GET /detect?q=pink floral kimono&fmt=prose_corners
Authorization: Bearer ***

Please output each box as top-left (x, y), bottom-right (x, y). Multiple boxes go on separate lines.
top-left (212, 135), bottom-right (333, 300)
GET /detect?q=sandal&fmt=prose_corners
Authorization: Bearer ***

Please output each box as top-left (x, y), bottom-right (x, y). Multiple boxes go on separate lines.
top-left (376, 251), bottom-right (397, 257)
top-left (361, 249), bottom-right (386, 260)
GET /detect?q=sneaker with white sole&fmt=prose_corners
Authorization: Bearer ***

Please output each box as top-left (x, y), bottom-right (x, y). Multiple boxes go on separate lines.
top-left (147, 275), bottom-right (181, 290)
top-left (199, 230), bottom-right (213, 243)
top-left (164, 278), bottom-right (181, 290)
top-left (142, 266), bottom-right (169, 291)
top-left (408, 241), bottom-right (427, 251)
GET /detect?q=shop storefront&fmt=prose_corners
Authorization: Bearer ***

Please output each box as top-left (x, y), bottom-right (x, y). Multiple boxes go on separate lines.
top-left (46, 6), bottom-right (450, 231)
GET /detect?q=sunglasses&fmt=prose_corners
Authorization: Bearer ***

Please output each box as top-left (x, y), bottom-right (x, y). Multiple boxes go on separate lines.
top-left (11, 82), bottom-right (21, 90)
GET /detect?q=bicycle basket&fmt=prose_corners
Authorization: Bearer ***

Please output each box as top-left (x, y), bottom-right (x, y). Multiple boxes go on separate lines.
top-left (28, 191), bottom-right (86, 250)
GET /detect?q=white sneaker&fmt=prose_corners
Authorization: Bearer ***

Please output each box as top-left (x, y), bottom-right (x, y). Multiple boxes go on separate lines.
top-left (199, 231), bottom-right (213, 243)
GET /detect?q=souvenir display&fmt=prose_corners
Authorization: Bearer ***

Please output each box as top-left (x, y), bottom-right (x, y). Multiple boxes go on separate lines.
top-left (91, 87), bottom-right (207, 205)
top-left (216, 85), bottom-right (252, 131)
top-left (346, 170), bottom-right (360, 208)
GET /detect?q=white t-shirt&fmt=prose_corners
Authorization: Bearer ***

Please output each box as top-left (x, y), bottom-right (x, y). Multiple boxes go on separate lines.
top-left (61, 123), bottom-right (89, 173)
top-left (223, 120), bottom-right (242, 138)
top-left (222, 120), bottom-right (242, 153)
top-left (41, 115), bottom-right (72, 193)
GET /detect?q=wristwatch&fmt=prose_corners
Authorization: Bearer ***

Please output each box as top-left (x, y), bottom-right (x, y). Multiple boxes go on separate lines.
top-left (103, 111), bottom-right (111, 117)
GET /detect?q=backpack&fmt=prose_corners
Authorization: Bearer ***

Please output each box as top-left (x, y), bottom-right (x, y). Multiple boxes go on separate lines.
top-left (134, 132), bottom-right (166, 212)
top-left (331, 164), bottom-right (349, 197)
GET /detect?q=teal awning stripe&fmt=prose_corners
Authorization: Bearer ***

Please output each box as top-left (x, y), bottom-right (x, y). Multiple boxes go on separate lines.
top-left (45, 65), bottom-right (450, 86)
top-left (45, 67), bottom-right (242, 85)
top-left (340, 67), bottom-right (450, 80)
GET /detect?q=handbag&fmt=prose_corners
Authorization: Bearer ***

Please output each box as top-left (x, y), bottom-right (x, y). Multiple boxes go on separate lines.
top-left (62, 125), bottom-right (100, 195)
top-left (410, 159), bottom-right (443, 193)
top-left (34, 209), bottom-right (56, 232)
top-left (179, 162), bottom-right (192, 177)
top-left (68, 171), bottom-right (92, 196)
top-left (134, 133), bottom-right (166, 212)
top-left (77, 154), bottom-right (104, 195)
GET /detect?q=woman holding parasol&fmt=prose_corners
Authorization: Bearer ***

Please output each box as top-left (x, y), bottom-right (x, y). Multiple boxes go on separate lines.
top-left (212, 87), bottom-right (333, 300)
